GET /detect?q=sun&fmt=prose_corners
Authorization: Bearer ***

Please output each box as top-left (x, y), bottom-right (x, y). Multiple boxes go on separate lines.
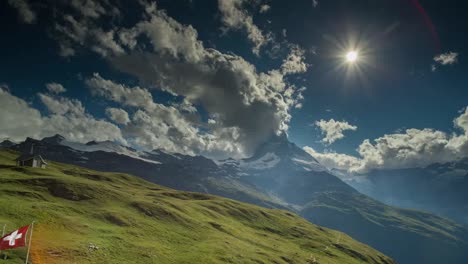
top-left (345, 51), bottom-right (358, 63)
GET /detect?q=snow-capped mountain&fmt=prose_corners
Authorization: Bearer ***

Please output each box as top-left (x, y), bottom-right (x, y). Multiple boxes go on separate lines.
top-left (218, 134), bottom-right (326, 173)
top-left (217, 135), bottom-right (354, 206)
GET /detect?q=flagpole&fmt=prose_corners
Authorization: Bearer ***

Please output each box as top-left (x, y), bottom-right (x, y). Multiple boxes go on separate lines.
top-left (25, 222), bottom-right (34, 264)
top-left (1, 224), bottom-right (5, 259)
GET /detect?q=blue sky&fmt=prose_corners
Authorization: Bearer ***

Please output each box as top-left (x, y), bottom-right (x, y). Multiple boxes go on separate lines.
top-left (1, 0), bottom-right (467, 172)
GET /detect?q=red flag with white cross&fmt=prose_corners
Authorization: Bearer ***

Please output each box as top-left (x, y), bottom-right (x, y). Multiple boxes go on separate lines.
top-left (0, 225), bottom-right (29, 250)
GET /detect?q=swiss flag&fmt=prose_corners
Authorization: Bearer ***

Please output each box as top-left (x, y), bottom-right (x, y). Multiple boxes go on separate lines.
top-left (0, 225), bottom-right (29, 250)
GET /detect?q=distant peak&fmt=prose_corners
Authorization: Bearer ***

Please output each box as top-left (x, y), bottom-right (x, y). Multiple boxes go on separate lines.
top-left (86, 141), bottom-right (98, 146)
top-left (41, 134), bottom-right (65, 144)
top-left (86, 140), bottom-right (118, 146)
top-left (243, 133), bottom-right (323, 166)
top-left (25, 137), bottom-right (40, 143)
top-left (0, 139), bottom-right (15, 147)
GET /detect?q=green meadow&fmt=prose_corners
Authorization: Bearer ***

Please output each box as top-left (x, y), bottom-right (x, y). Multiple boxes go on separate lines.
top-left (0, 150), bottom-right (394, 264)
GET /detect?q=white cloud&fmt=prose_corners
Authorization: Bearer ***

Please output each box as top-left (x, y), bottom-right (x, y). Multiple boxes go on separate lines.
top-left (218, 0), bottom-right (271, 55)
top-left (0, 88), bottom-right (43, 141)
top-left (43, 1), bottom-right (308, 159)
top-left (306, 108), bottom-right (468, 173)
top-left (434, 52), bottom-right (458, 65)
top-left (174, 99), bottom-right (198, 113)
top-left (281, 45), bottom-right (308, 75)
top-left (259, 4), bottom-right (271, 13)
top-left (53, 1), bottom-right (124, 58)
top-left (315, 119), bottom-right (357, 145)
top-left (0, 88), bottom-right (124, 144)
top-left (38, 93), bottom-right (125, 143)
top-left (208, 119), bottom-right (217, 124)
top-left (105, 108), bottom-right (130, 125)
top-left (46, 82), bottom-right (66, 94)
top-left (87, 74), bottom-right (245, 158)
top-left (123, 106), bottom-right (244, 158)
top-left (107, 4), bottom-right (306, 158)
top-left (7, 0), bottom-right (37, 24)
top-left (86, 73), bottom-right (156, 111)
top-left (303, 146), bottom-right (361, 171)
top-left (70, 0), bottom-right (111, 19)
top-left (38, 93), bottom-right (85, 116)
top-left (41, 114), bottom-right (125, 144)
top-left (129, 5), bottom-right (204, 62)
top-left (353, 129), bottom-right (454, 172)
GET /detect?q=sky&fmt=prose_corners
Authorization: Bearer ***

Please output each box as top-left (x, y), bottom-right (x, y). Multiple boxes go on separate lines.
top-left (1, 0), bottom-right (468, 174)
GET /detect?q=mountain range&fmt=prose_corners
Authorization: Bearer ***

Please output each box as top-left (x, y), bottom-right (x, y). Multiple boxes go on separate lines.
top-left (343, 160), bottom-right (468, 226)
top-left (2, 134), bottom-right (468, 264)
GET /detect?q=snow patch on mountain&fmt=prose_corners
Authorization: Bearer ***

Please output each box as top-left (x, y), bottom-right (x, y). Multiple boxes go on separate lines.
top-left (292, 157), bottom-right (327, 172)
top-left (240, 152), bottom-right (281, 170)
top-left (62, 140), bottom-right (162, 164)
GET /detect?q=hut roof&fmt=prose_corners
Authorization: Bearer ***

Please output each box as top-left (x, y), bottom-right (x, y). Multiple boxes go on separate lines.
top-left (15, 154), bottom-right (48, 164)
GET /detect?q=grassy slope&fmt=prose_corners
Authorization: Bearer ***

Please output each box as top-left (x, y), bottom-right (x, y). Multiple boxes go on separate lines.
top-left (0, 150), bottom-right (394, 264)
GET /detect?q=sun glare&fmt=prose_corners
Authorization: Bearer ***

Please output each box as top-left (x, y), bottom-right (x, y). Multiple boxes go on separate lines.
top-left (346, 51), bottom-right (358, 63)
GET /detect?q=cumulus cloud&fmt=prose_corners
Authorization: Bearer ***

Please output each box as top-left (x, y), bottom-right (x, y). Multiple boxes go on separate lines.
top-left (303, 146), bottom-right (361, 171)
top-left (38, 93), bottom-right (125, 143)
top-left (208, 119), bottom-right (217, 124)
top-left (39, 93), bottom-right (85, 116)
top-left (281, 45), bottom-right (308, 75)
top-left (259, 4), bottom-right (271, 13)
top-left (434, 52), bottom-right (458, 65)
top-left (0, 88), bottom-right (124, 144)
top-left (70, 0), bottom-right (118, 19)
top-left (0, 88), bottom-right (43, 141)
top-left (105, 108), bottom-right (130, 125)
top-left (306, 108), bottom-right (468, 173)
top-left (53, 1), bottom-right (124, 57)
top-left (105, 3), bottom-right (306, 158)
top-left (315, 119), bottom-right (357, 145)
top-left (45, 82), bottom-right (66, 94)
top-left (86, 73), bottom-right (156, 110)
top-left (39, 0), bottom-right (308, 158)
top-left (124, 106), bottom-right (244, 157)
top-left (86, 73), bottom-right (245, 158)
top-left (173, 99), bottom-right (198, 113)
top-left (7, 0), bottom-right (37, 24)
top-left (218, 0), bottom-right (271, 55)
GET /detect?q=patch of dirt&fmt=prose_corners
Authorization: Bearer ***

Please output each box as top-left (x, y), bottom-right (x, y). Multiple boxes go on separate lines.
top-left (161, 191), bottom-right (213, 200)
top-left (47, 182), bottom-right (93, 201)
top-left (333, 243), bottom-right (368, 262)
top-left (280, 256), bottom-right (294, 263)
top-left (62, 170), bottom-right (113, 182)
top-left (131, 201), bottom-right (188, 224)
top-left (208, 221), bottom-right (231, 234)
top-left (2, 190), bottom-right (46, 200)
top-left (104, 213), bottom-right (130, 226)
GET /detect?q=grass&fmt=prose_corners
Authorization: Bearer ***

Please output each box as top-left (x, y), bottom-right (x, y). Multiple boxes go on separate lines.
top-left (0, 149), bottom-right (395, 264)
